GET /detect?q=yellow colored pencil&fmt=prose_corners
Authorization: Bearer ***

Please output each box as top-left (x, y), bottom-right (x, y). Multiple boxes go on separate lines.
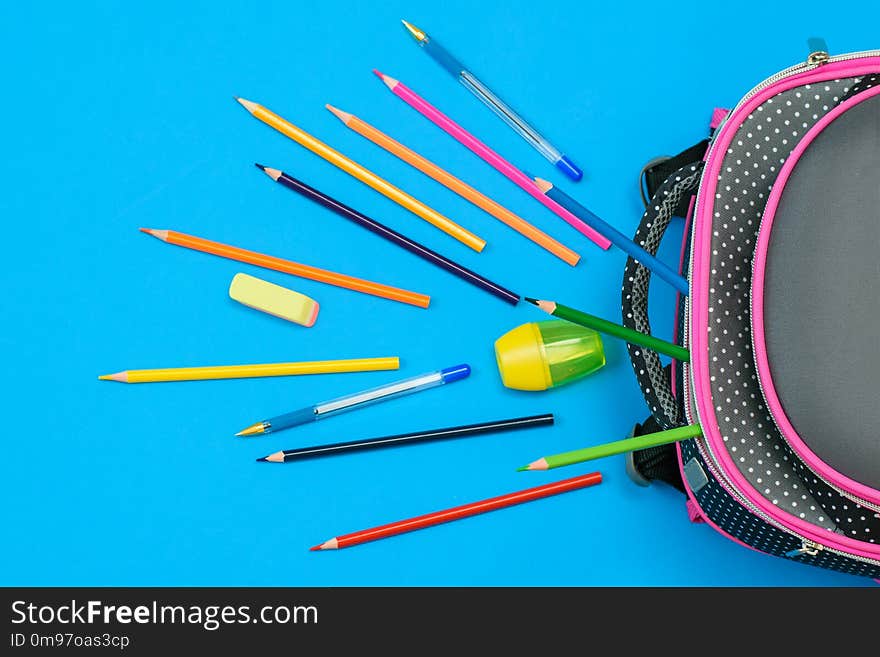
top-left (235, 97), bottom-right (486, 253)
top-left (325, 104), bottom-right (580, 267)
top-left (98, 357), bottom-right (400, 384)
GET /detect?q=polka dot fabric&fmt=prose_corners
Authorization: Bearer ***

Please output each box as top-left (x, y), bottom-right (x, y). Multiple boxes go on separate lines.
top-left (623, 68), bottom-right (880, 578)
top-left (841, 74), bottom-right (880, 102)
top-left (697, 75), bottom-right (880, 544)
top-left (682, 76), bottom-right (880, 564)
top-left (680, 439), bottom-right (880, 577)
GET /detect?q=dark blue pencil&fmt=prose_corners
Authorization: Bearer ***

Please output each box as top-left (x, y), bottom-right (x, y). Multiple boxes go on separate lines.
top-left (257, 414), bottom-right (554, 463)
top-left (256, 164), bottom-right (520, 305)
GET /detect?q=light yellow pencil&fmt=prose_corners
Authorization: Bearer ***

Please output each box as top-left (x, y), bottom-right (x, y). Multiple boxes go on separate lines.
top-left (235, 97), bottom-right (486, 253)
top-left (98, 357), bottom-right (400, 384)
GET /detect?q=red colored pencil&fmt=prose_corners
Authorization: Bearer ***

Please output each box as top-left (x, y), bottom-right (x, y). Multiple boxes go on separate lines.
top-left (310, 471), bottom-right (602, 550)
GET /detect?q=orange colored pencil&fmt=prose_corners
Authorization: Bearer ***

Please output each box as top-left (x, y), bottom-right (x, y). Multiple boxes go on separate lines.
top-left (234, 97), bottom-right (486, 253)
top-left (139, 228), bottom-right (430, 308)
top-left (325, 105), bottom-right (580, 267)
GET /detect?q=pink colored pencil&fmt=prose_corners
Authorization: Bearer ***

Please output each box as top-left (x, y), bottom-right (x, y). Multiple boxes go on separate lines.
top-left (373, 70), bottom-right (611, 251)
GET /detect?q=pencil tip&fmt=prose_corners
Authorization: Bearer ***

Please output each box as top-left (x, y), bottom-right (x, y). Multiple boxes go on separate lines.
top-left (325, 104), bottom-right (352, 124)
top-left (98, 375), bottom-right (111, 381)
top-left (259, 166), bottom-right (282, 181)
top-left (254, 163), bottom-right (265, 171)
top-left (372, 70), bottom-right (398, 90)
top-left (139, 227), bottom-right (152, 234)
top-left (532, 177), bottom-right (553, 194)
top-left (309, 545), bottom-right (322, 552)
top-left (524, 297), bottom-right (539, 306)
top-left (234, 96), bottom-right (258, 114)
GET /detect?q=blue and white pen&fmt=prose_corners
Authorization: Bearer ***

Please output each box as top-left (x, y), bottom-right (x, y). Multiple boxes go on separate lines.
top-left (401, 20), bottom-right (584, 182)
top-left (235, 364), bottom-right (471, 436)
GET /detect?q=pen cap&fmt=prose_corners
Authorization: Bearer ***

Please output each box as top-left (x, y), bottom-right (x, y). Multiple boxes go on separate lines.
top-left (494, 320), bottom-right (605, 391)
top-left (555, 155), bottom-right (584, 182)
top-left (440, 364), bottom-right (471, 383)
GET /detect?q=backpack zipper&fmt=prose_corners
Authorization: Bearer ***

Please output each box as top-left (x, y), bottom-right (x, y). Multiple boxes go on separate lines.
top-left (682, 49), bottom-right (880, 567)
top-left (749, 288), bottom-right (880, 513)
top-left (683, 354), bottom-right (880, 567)
top-left (711, 49), bottom-right (880, 136)
top-left (742, 57), bottom-right (880, 513)
top-left (785, 540), bottom-right (824, 558)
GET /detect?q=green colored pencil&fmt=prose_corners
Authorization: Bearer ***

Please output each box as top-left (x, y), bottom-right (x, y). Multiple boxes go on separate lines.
top-left (518, 424), bottom-right (703, 471)
top-left (524, 297), bottom-right (690, 362)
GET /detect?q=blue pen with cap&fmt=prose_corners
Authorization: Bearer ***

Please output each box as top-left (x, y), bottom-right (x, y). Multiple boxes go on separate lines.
top-left (235, 364), bottom-right (472, 436)
top-left (401, 19), bottom-right (584, 182)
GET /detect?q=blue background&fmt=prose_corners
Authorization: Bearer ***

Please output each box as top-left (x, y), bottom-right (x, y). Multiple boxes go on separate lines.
top-left (1, 1), bottom-right (875, 586)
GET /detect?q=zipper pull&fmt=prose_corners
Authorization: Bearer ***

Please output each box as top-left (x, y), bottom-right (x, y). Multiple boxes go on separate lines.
top-left (806, 37), bottom-right (830, 66)
top-left (786, 540), bottom-right (824, 558)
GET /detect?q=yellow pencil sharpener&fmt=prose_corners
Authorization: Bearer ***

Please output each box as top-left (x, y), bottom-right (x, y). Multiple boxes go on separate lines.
top-left (494, 320), bottom-right (605, 391)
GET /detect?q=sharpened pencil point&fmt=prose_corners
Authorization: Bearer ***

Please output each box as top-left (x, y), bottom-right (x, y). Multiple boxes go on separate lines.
top-left (524, 297), bottom-right (539, 306)
top-left (97, 371), bottom-right (126, 382)
top-left (139, 228), bottom-right (168, 242)
top-left (309, 544), bottom-right (322, 551)
top-left (256, 457), bottom-right (267, 462)
top-left (234, 96), bottom-right (259, 114)
top-left (371, 69), bottom-right (398, 91)
top-left (325, 104), bottom-right (353, 125)
top-left (260, 166), bottom-right (282, 181)
top-left (254, 163), bottom-right (266, 171)
top-left (532, 177), bottom-right (554, 194)
top-left (516, 465), bottom-right (529, 472)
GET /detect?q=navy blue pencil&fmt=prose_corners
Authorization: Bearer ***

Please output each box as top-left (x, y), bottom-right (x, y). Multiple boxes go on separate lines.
top-left (257, 414), bottom-right (555, 463)
top-left (256, 164), bottom-right (520, 305)
top-left (532, 176), bottom-right (690, 296)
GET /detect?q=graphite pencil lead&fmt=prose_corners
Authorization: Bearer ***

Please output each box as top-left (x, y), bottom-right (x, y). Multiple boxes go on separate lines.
top-left (260, 166), bottom-right (282, 181)
top-left (254, 163), bottom-right (266, 171)
top-left (255, 457), bottom-right (267, 462)
top-left (524, 297), bottom-right (539, 306)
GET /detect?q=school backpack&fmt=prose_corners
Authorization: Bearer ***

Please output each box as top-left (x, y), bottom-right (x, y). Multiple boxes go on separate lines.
top-left (624, 45), bottom-right (880, 578)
